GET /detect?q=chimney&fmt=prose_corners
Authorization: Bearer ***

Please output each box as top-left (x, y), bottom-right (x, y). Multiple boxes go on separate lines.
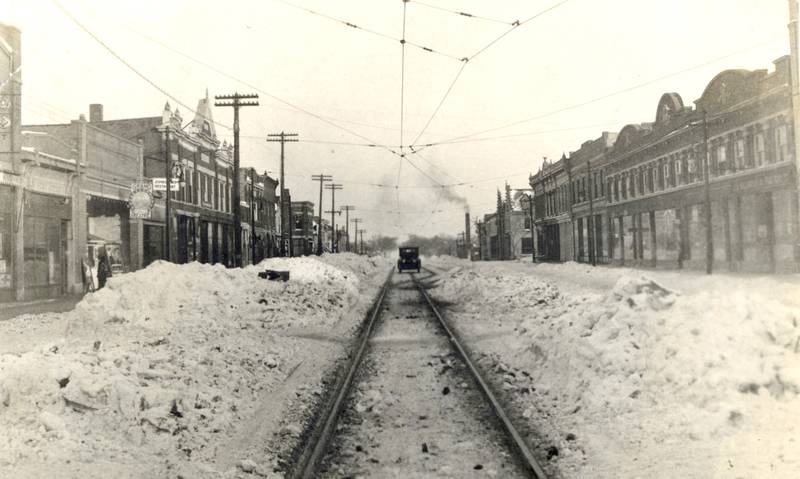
top-left (89, 103), bottom-right (103, 122)
top-left (464, 212), bottom-right (471, 260)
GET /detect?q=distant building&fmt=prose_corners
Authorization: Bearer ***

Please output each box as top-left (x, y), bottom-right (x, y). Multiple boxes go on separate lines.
top-left (290, 200), bottom-right (315, 256)
top-left (240, 167), bottom-right (278, 264)
top-left (91, 94), bottom-right (236, 267)
top-left (530, 56), bottom-right (799, 273)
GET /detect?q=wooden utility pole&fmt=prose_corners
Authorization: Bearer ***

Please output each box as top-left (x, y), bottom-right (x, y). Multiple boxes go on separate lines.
top-left (358, 229), bottom-right (367, 255)
top-left (267, 131), bottom-right (299, 257)
top-left (351, 218), bottom-right (362, 254)
top-left (250, 168), bottom-right (256, 265)
top-left (311, 174), bottom-right (332, 255)
top-left (164, 126), bottom-right (172, 262)
top-left (215, 93), bottom-right (259, 267)
top-left (325, 183), bottom-right (343, 252)
top-left (701, 110), bottom-right (713, 274)
top-left (587, 160), bottom-right (596, 266)
top-left (340, 205), bottom-right (355, 252)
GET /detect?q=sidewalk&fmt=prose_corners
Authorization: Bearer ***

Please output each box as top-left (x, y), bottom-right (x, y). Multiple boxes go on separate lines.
top-left (0, 294), bottom-right (84, 321)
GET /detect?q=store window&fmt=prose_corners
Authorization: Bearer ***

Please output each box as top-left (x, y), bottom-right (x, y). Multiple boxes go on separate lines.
top-left (654, 209), bottom-right (679, 263)
top-left (0, 214), bottom-right (11, 290)
top-left (687, 204), bottom-right (706, 262)
top-left (23, 217), bottom-right (61, 287)
top-left (640, 213), bottom-right (653, 261)
top-left (623, 215), bottom-right (636, 260)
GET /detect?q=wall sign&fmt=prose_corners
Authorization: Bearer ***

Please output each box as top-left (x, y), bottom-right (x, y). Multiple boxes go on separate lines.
top-left (129, 181), bottom-right (154, 218)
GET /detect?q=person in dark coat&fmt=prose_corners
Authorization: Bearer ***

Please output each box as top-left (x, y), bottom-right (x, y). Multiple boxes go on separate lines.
top-left (97, 246), bottom-right (113, 290)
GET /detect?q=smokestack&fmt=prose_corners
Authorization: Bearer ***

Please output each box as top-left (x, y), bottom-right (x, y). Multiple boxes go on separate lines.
top-left (89, 104), bottom-right (103, 122)
top-left (464, 212), bottom-right (471, 260)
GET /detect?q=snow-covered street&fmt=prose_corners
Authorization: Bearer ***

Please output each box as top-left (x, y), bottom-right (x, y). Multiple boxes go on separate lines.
top-left (0, 254), bottom-right (390, 478)
top-left (426, 256), bottom-right (800, 478)
top-left (1, 254), bottom-right (799, 478)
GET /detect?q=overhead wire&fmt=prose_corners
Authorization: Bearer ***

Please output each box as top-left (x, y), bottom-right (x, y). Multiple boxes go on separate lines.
top-left (50, 0), bottom-right (234, 133)
top-left (270, 0), bottom-right (462, 61)
top-left (408, 0), bottom-right (570, 148)
top-left (120, 26), bottom-right (403, 159)
top-left (407, 0), bottom-right (516, 26)
top-left (410, 33), bottom-right (784, 154)
top-left (396, 0), bottom-right (409, 218)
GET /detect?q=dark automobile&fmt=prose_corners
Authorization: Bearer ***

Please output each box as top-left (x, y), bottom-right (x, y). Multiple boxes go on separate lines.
top-left (397, 246), bottom-right (421, 273)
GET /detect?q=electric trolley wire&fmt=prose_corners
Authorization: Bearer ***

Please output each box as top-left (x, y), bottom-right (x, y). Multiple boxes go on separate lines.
top-left (408, 0), bottom-right (516, 26)
top-left (118, 22), bottom-right (404, 159)
top-left (469, 0), bottom-right (569, 62)
top-left (51, 0), bottom-right (235, 133)
top-left (396, 0), bottom-right (409, 216)
top-left (408, 0), bottom-right (569, 148)
top-left (410, 34), bottom-right (783, 154)
top-left (270, 0), bottom-right (462, 61)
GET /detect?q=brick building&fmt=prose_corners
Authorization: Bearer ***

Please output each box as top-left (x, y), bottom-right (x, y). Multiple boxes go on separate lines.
top-left (240, 167), bottom-right (279, 264)
top-left (92, 94), bottom-right (236, 267)
top-left (530, 56), bottom-right (800, 273)
top-left (290, 200), bottom-right (315, 256)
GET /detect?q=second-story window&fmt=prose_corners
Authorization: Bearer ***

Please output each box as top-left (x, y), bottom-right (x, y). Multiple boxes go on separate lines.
top-left (775, 125), bottom-right (789, 163)
top-left (734, 137), bottom-right (746, 171)
top-left (754, 132), bottom-right (766, 167)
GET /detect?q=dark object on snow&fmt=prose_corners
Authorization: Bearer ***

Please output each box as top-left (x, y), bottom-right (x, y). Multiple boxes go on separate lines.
top-left (442, 386), bottom-right (450, 396)
top-left (474, 464), bottom-right (484, 470)
top-left (547, 445), bottom-right (559, 459)
top-left (397, 246), bottom-right (421, 273)
top-left (421, 442), bottom-right (429, 453)
top-left (258, 270), bottom-right (290, 281)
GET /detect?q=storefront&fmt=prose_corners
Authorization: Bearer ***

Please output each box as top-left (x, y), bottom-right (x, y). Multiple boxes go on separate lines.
top-left (22, 191), bottom-right (71, 299)
top-left (86, 195), bottom-right (131, 280)
top-left (0, 185), bottom-right (14, 301)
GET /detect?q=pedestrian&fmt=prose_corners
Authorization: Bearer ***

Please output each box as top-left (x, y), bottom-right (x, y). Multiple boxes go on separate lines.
top-left (97, 246), bottom-right (112, 290)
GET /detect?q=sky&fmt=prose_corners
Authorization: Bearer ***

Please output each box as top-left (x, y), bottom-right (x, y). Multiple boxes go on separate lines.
top-left (1, 0), bottom-right (792, 241)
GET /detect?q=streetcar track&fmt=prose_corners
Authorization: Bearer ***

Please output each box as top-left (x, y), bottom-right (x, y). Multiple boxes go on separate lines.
top-left (289, 268), bottom-right (550, 479)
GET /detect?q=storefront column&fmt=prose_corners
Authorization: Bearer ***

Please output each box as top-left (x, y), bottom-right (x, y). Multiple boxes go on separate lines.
top-left (13, 186), bottom-right (24, 300)
top-left (129, 218), bottom-right (143, 271)
top-left (69, 180), bottom-right (84, 293)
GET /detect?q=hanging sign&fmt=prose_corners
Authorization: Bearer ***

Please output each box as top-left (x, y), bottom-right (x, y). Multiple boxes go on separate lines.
top-left (129, 181), bottom-right (154, 218)
top-left (152, 178), bottom-right (180, 192)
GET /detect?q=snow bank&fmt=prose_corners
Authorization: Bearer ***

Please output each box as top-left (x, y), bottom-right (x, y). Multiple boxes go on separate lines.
top-left (432, 262), bottom-right (800, 477)
top-left (0, 254), bottom-right (390, 478)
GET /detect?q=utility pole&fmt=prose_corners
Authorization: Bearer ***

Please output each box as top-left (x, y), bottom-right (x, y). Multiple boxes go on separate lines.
top-left (215, 93), bottom-right (259, 267)
top-left (163, 126), bottom-right (172, 262)
top-left (311, 174), bottom-right (332, 255)
top-left (358, 229), bottom-right (367, 255)
top-left (701, 110), bottom-right (713, 274)
top-left (267, 131), bottom-right (299, 257)
top-left (340, 205), bottom-right (355, 252)
top-left (250, 168), bottom-right (256, 265)
top-left (351, 218), bottom-right (362, 254)
top-left (325, 183), bottom-right (343, 252)
top-left (587, 160), bottom-right (596, 266)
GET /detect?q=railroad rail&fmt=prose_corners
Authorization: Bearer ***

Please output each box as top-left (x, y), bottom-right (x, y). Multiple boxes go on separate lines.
top-left (413, 273), bottom-right (549, 479)
top-left (289, 269), bottom-right (549, 479)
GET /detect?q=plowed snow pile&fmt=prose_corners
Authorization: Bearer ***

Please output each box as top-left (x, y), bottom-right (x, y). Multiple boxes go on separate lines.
top-left (0, 254), bottom-right (389, 478)
top-left (432, 261), bottom-right (800, 478)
